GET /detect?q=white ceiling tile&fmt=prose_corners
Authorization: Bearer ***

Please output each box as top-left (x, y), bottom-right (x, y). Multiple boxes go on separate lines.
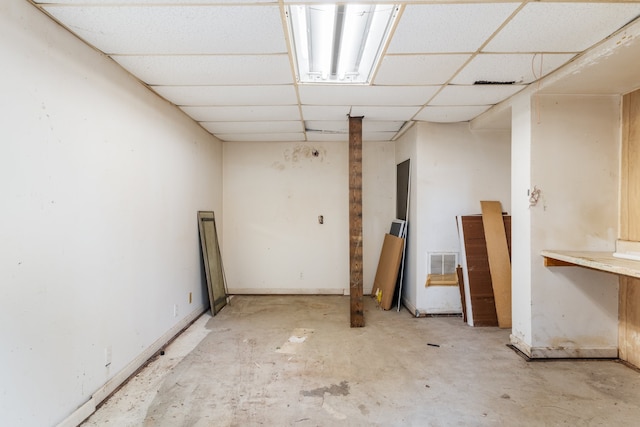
top-left (301, 106), bottom-right (352, 121)
top-left (540, 33), bottom-right (640, 95)
top-left (305, 133), bottom-right (348, 142)
top-left (304, 120), bottom-right (404, 133)
top-left (430, 85), bottom-right (525, 106)
top-left (182, 106), bottom-right (300, 122)
top-left (202, 121), bottom-right (303, 134)
top-left (298, 85), bottom-right (439, 106)
top-left (112, 55), bottom-right (293, 85)
top-left (37, 0), bottom-right (276, 3)
top-left (485, 3), bottom-right (640, 53)
top-left (302, 105), bottom-right (419, 122)
top-left (374, 55), bottom-right (470, 85)
top-left (451, 53), bottom-right (575, 85)
top-left (349, 106), bottom-right (421, 121)
top-left (284, 0), bottom-right (390, 3)
top-left (152, 85), bottom-right (297, 106)
top-left (217, 133), bottom-right (305, 142)
top-left (387, 3), bottom-right (520, 54)
top-left (306, 132), bottom-right (397, 142)
top-left (414, 106), bottom-right (491, 123)
top-left (43, 5), bottom-right (286, 55)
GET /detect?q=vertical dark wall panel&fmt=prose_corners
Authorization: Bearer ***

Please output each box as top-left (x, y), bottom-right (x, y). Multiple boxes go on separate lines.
top-left (396, 159), bottom-right (410, 220)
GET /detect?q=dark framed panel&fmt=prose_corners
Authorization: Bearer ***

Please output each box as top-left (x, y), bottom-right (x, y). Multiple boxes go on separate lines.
top-left (197, 211), bottom-right (227, 315)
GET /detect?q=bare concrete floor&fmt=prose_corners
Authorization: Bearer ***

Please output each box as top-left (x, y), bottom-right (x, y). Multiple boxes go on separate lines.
top-left (82, 296), bottom-right (640, 426)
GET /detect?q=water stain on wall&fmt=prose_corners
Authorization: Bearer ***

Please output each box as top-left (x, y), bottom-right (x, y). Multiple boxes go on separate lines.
top-left (284, 145), bottom-right (326, 164)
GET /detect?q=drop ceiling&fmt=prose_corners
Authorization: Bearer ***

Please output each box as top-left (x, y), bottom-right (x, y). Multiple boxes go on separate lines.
top-left (31, 1), bottom-right (640, 142)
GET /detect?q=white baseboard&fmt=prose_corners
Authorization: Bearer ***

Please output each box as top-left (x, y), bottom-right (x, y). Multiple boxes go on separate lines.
top-left (510, 334), bottom-right (618, 359)
top-left (56, 305), bottom-right (207, 427)
top-left (401, 297), bottom-right (421, 317)
top-left (228, 288), bottom-right (346, 295)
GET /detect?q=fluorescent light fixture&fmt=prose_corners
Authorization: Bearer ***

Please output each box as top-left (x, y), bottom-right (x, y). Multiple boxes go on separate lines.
top-left (286, 4), bottom-right (399, 84)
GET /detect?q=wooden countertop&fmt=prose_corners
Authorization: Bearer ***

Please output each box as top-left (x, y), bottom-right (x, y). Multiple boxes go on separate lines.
top-left (541, 250), bottom-right (640, 279)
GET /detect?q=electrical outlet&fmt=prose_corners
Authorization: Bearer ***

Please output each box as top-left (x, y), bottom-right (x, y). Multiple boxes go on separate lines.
top-left (104, 346), bottom-right (112, 367)
top-left (173, 304), bottom-right (178, 317)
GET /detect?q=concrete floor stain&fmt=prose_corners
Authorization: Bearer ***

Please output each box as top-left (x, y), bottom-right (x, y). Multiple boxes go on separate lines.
top-left (301, 380), bottom-right (350, 397)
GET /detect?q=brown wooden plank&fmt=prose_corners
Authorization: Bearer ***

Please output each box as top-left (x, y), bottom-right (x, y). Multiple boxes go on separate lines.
top-left (619, 276), bottom-right (628, 362)
top-left (460, 215), bottom-right (498, 327)
top-left (543, 257), bottom-right (575, 267)
top-left (371, 234), bottom-right (404, 310)
top-left (349, 116), bottom-right (364, 327)
top-left (628, 90), bottom-right (640, 241)
top-left (620, 276), bottom-right (640, 368)
top-left (481, 201), bottom-right (512, 328)
top-left (618, 89), bottom-right (640, 368)
top-left (456, 265), bottom-right (467, 323)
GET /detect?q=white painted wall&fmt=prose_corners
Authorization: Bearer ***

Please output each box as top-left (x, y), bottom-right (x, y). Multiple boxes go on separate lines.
top-left (362, 141), bottom-right (398, 294)
top-left (222, 140), bottom-right (395, 295)
top-left (414, 122), bottom-right (511, 314)
top-left (511, 94), bottom-right (620, 357)
top-left (395, 125), bottom-right (419, 310)
top-left (511, 98), bottom-right (533, 345)
top-left (0, 2), bottom-right (222, 426)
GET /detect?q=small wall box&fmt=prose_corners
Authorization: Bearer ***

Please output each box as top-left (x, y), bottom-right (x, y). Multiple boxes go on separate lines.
top-left (390, 219), bottom-right (406, 238)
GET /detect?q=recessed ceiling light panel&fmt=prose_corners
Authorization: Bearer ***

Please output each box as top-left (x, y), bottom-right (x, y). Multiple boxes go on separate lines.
top-left (286, 4), bottom-right (400, 84)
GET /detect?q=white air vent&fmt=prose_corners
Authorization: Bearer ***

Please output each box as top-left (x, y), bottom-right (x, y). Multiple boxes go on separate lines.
top-left (429, 253), bottom-right (458, 275)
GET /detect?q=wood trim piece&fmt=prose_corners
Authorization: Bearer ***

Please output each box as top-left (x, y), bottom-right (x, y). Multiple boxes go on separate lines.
top-left (543, 257), bottom-right (575, 267)
top-left (456, 265), bottom-right (467, 323)
top-left (628, 90), bottom-right (640, 241)
top-left (619, 276), bottom-right (640, 368)
top-left (620, 93), bottom-right (630, 240)
top-left (481, 201), bottom-right (512, 328)
top-left (541, 250), bottom-right (640, 279)
top-left (619, 276), bottom-right (628, 362)
top-left (349, 116), bottom-right (364, 327)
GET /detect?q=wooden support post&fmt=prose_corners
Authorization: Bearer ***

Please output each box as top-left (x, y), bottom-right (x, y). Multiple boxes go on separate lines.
top-left (349, 115), bottom-right (364, 327)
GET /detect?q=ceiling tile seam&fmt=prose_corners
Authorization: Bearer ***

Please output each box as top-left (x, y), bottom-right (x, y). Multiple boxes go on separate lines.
top-left (39, 3), bottom-right (283, 9)
top-left (474, 1), bottom-right (528, 54)
top-left (199, 120), bottom-right (306, 123)
top-left (368, 4), bottom-right (406, 85)
top-left (404, 2), bottom-right (528, 124)
top-left (150, 84), bottom-right (296, 87)
top-left (108, 53), bottom-right (289, 57)
top-left (181, 104), bottom-right (300, 107)
top-left (470, 18), bottom-right (640, 128)
top-left (299, 103), bottom-right (424, 107)
top-left (278, 0), bottom-right (307, 142)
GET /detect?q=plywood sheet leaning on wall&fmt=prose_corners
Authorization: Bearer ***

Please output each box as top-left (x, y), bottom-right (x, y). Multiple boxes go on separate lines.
top-left (371, 233), bottom-right (404, 310)
top-left (480, 201), bottom-right (512, 329)
top-left (619, 277), bottom-right (640, 368)
top-left (619, 89), bottom-right (640, 369)
top-left (458, 215), bottom-right (499, 326)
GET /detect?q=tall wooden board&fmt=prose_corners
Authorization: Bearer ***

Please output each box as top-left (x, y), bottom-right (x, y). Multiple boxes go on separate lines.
top-left (460, 215), bottom-right (498, 326)
top-left (371, 234), bottom-right (404, 310)
top-left (619, 89), bottom-right (640, 368)
top-left (480, 201), bottom-right (512, 328)
top-left (349, 116), bottom-right (364, 327)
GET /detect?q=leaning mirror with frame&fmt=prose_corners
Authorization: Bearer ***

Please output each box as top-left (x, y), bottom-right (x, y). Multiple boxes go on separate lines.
top-left (197, 211), bottom-right (227, 315)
